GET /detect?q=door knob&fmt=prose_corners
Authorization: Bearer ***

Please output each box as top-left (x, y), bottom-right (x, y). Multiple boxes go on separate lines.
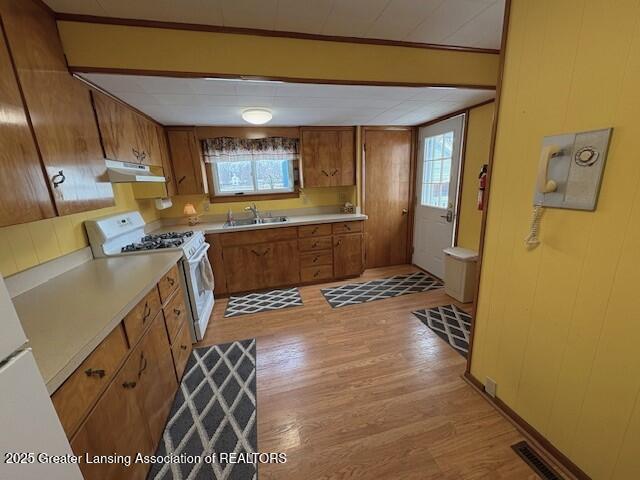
top-left (440, 210), bottom-right (454, 222)
top-left (402, 208), bottom-right (408, 214)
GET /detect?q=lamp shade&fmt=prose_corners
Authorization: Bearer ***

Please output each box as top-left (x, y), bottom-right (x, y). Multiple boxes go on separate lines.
top-left (183, 203), bottom-right (197, 215)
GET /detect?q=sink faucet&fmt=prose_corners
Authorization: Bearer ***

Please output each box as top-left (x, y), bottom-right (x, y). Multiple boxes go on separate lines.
top-left (244, 203), bottom-right (260, 221)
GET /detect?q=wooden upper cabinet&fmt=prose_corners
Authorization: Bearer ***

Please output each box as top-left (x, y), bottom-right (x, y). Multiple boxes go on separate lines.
top-left (92, 90), bottom-right (164, 167)
top-left (167, 127), bottom-right (207, 195)
top-left (156, 125), bottom-right (177, 196)
top-left (0, 0), bottom-right (114, 216)
top-left (0, 22), bottom-right (55, 227)
top-left (301, 127), bottom-right (355, 188)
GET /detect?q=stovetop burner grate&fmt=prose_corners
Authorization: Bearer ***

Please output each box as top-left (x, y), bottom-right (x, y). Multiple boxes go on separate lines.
top-left (121, 231), bottom-right (194, 253)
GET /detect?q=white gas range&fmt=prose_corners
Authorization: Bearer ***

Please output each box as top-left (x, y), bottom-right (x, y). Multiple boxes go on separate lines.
top-left (84, 211), bottom-right (214, 342)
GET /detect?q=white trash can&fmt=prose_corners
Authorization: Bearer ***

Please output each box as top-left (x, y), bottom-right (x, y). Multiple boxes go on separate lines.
top-left (443, 247), bottom-right (478, 303)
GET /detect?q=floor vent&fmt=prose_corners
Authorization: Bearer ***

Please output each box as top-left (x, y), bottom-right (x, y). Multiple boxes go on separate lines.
top-left (511, 441), bottom-right (564, 480)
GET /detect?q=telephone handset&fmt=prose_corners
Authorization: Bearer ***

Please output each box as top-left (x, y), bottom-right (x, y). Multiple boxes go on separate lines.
top-left (526, 144), bottom-right (561, 247)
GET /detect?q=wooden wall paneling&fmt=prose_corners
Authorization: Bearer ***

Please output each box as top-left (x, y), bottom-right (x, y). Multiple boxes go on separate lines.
top-left (0, 0), bottom-right (114, 216)
top-left (0, 19), bottom-right (55, 227)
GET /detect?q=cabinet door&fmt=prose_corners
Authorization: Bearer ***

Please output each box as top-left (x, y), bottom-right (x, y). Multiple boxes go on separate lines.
top-left (0, 0), bottom-right (114, 215)
top-left (135, 311), bottom-right (178, 447)
top-left (334, 129), bottom-right (355, 186)
top-left (92, 90), bottom-right (139, 164)
top-left (156, 125), bottom-right (177, 196)
top-left (224, 244), bottom-right (265, 293)
top-left (333, 233), bottom-right (363, 278)
top-left (167, 128), bottom-right (206, 195)
top-left (71, 343), bottom-right (153, 480)
top-left (302, 129), bottom-right (333, 187)
top-left (0, 22), bottom-right (55, 227)
top-left (262, 240), bottom-right (300, 287)
top-left (135, 114), bottom-right (163, 167)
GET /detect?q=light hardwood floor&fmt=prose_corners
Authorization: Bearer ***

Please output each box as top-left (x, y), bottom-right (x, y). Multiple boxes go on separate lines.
top-left (198, 265), bottom-right (558, 479)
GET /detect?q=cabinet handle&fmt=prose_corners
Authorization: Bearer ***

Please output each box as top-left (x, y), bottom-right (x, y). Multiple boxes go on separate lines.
top-left (321, 170), bottom-right (329, 176)
top-left (251, 249), bottom-right (260, 256)
top-left (261, 248), bottom-right (270, 256)
top-left (331, 169), bottom-right (338, 176)
top-left (85, 368), bottom-right (105, 378)
top-left (167, 277), bottom-right (175, 286)
top-left (177, 175), bottom-right (187, 184)
top-left (51, 170), bottom-right (66, 188)
top-left (137, 353), bottom-right (148, 378)
top-left (312, 242), bottom-right (319, 248)
top-left (313, 256), bottom-right (319, 263)
top-left (312, 227), bottom-right (319, 234)
top-left (139, 151), bottom-right (147, 163)
top-left (173, 307), bottom-right (181, 316)
top-left (344, 223), bottom-right (351, 231)
top-left (142, 301), bottom-right (151, 323)
top-left (313, 270), bottom-right (320, 278)
top-left (122, 381), bottom-right (137, 389)
top-left (180, 345), bottom-right (188, 351)
top-left (335, 239), bottom-right (343, 247)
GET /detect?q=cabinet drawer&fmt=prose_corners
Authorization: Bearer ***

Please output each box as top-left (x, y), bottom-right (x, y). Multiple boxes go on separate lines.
top-left (301, 265), bottom-right (334, 282)
top-left (332, 221), bottom-right (363, 234)
top-left (300, 250), bottom-right (333, 267)
top-left (158, 264), bottom-right (180, 303)
top-left (298, 223), bottom-right (332, 238)
top-left (52, 325), bottom-right (128, 438)
top-left (221, 226), bottom-right (298, 246)
top-left (164, 290), bottom-right (188, 345)
top-left (298, 236), bottom-right (333, 252)
top-left (123, 287), bottom-right (162, 346)
top-left (171, 322), bottom-right (193, 381)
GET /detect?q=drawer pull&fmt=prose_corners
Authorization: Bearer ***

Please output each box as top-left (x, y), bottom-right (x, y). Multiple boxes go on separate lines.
top-left (313, 256), bottom-right (319, 263)
top-left (344, 223), bottom-right (351, 231)
top-left (251, 249), bottom-right (260, 256)
top-left (137, 353), bottom-right (148, 377)
top-left (262, 248), bottom-right (270, 256)
top-left (167, 277), bottom-right (175, 286)
top-left (335, 239), bottom-right (343, 247)
top-left (313, 270), bottom-right (320, 278)
top-left (142, 301), bottom-right (151, 323)
top-left (173, 307), bottom-right (182, 316)
top-left (312, 227), bottom-right (319, 234)
top-left (84, 368), bottom-right (105, 378)
top-left (122, 381), bottom-right (137, 389)
top-left (312, 242), bottom-right (319, 248)
top-left (180, 345), bottom-right (188, 351)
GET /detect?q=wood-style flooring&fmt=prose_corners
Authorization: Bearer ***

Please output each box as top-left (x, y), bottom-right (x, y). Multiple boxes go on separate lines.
top-left (197, 265), bottom-right (562, 479)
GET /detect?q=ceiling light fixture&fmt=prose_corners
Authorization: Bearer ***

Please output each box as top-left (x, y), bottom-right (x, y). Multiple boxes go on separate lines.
top-left (242, 108), bottom-right (273, 125)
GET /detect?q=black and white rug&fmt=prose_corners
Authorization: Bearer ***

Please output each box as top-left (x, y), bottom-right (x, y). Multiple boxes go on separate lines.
top-left (148, 339), bottom-right (257, 480)
top-left (413, 304), bottom-right (472, 357)
top-left (321, 271), bottom-right (443, 308)
top-left (224, 288), bottom-right (303, 318)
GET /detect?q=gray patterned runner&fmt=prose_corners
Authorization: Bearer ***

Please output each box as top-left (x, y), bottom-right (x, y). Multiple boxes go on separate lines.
top-left (224, 288), bottom-right (303, 317)
top-left (148, 339), bottom-right (257, 480)
top-left (413, 305), bottom-right (472, 357)
top-left (321, 271), bottom-right (443, 308)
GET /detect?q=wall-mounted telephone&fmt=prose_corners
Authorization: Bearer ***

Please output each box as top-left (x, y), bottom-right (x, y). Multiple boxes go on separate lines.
top-left (526, 128), bottom-right (612, 247)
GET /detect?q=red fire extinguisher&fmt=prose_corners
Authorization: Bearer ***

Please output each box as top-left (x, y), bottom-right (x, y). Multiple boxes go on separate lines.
top-left (477, 164), bottom-right (488, 210)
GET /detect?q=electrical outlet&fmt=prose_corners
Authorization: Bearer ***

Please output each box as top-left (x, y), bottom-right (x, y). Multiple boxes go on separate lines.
top-left (485, 377), bottom-right (497, 397)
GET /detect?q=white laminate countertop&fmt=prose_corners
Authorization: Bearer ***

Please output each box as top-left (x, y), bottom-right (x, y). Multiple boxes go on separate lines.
top-left (12, 251), bottom-right (183, 394)
top-left (154, 213), bottom-right (368, 235)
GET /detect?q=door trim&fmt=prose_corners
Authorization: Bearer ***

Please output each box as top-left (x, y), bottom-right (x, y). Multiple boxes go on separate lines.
top-left (362, 126), bottom-right (416, 265)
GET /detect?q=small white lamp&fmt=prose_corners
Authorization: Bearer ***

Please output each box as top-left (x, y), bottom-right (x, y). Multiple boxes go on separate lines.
top-left (183, 202), bottom-right (199, 226)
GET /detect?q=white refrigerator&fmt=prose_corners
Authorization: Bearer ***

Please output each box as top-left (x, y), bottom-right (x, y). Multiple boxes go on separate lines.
top-left (0, 275), bottom-right (83, 479)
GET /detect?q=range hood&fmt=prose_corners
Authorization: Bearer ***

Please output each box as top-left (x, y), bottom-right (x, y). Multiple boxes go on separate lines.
top-left (105, 160), bottom-right (166, 183)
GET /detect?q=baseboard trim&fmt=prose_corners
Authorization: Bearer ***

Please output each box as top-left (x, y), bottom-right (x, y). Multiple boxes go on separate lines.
top-left (463, 372), bottom-right (590, 480)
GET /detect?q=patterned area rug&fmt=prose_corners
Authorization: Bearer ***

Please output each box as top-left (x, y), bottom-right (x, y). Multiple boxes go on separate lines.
top-left (413, 305), bottom-right (472, 357)
top-left (224, 288), bottom-right (303, 318)
top-left (148, 339), bottom-right (257, 480)
top-left (321, 271), bottom-right (443, 308)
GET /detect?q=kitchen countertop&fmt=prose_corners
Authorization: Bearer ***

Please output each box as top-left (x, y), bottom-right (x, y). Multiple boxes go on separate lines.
top-left (154, 212), bottom-right (368, 235)
top-left (12, 251), bottom-right (183, 394)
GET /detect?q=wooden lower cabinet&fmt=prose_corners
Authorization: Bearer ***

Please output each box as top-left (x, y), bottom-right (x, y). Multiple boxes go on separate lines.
top-left (71, 340), bottom-right (154, 480)
top-left (70, 296), bottom-right (179, 480)
top-left (334, 233), bottom-right (364, 278)
top-left (262, 240), bottom-right (300, 288)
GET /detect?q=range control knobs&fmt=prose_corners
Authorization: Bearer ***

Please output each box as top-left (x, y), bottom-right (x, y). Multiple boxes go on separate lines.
top-left (575, 146), bottom-right (599, 166)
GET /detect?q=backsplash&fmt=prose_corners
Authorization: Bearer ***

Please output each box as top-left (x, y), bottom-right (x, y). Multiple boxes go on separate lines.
top-left (157, 186), bottom-right (357, 219)
top-left (0, 184), bottom-right (158, 277)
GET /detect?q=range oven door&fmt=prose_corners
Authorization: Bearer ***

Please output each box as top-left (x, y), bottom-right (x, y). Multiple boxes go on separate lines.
top-left (183, 242), bottom-right (215, 342)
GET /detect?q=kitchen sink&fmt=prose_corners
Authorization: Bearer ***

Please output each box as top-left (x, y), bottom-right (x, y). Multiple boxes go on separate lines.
top-left (223, 216), bottom-right (288, 228)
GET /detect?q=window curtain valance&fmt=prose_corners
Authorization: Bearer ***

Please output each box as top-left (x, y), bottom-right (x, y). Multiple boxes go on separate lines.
top-left (202, 137), bottom-right (299, 162)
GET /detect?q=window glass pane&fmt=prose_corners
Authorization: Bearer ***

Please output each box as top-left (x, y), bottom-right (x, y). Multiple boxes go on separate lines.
top-left (255, 158), bottom-right (292, 191)
top-left (216, 160), bottom-right (254, 193)
top-left (420, 130), bottom-right (455, 207)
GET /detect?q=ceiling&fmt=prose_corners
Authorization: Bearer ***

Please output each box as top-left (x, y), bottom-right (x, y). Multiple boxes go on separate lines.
top-left (82, 74), bottom-right (495, 126)
top-left (46, 0), bottom-right (506, 50)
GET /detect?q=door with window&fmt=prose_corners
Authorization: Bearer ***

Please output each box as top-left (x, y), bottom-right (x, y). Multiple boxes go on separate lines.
top-left (412, 115), bottom-right (465, 278)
